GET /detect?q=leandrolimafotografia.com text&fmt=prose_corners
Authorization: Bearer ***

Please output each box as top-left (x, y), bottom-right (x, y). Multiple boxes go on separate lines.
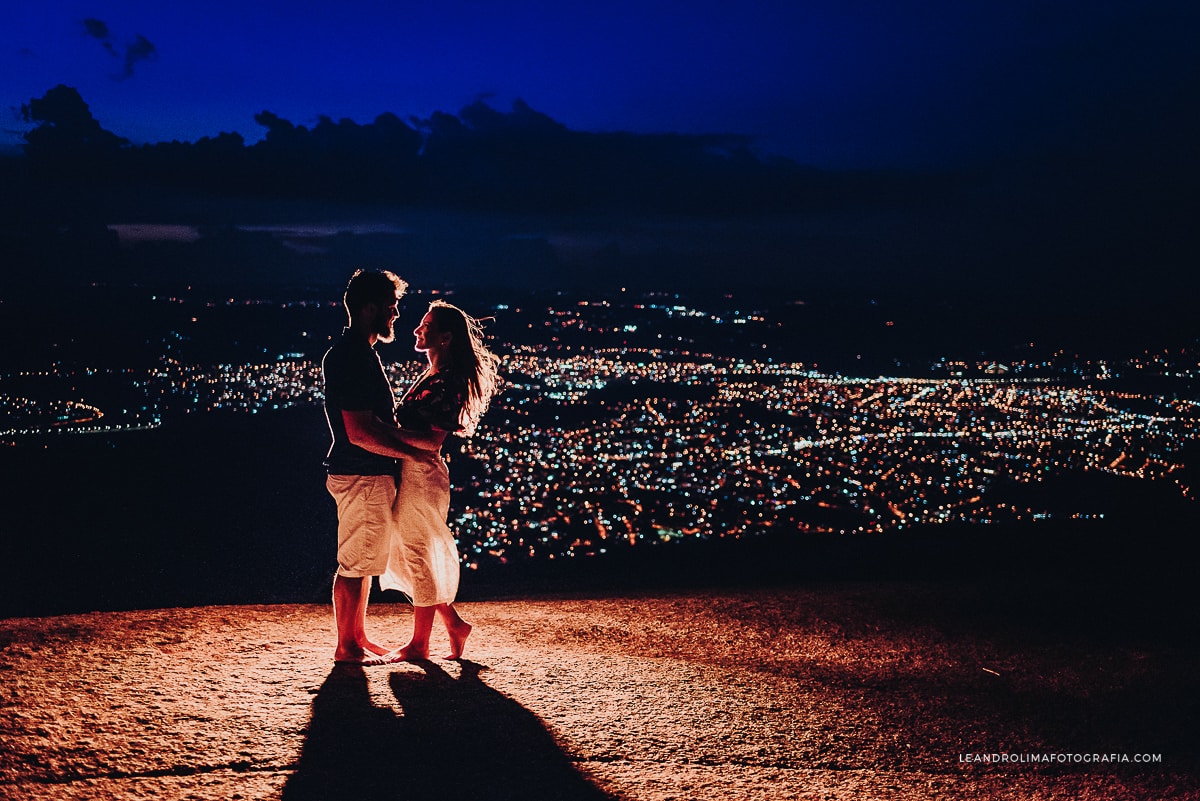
top-left (959, 752), bottom-right (1163, 765)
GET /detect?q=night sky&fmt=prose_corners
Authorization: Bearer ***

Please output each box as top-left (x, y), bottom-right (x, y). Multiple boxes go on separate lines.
top-left (2, 1), bottom-right (1199, 309)
top-left (5, 0), bottom-right (1197, 167)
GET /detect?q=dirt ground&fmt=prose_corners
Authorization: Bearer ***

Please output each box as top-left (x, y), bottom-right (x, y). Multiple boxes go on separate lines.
top-left (1, 584), bottom-right (1197, 800)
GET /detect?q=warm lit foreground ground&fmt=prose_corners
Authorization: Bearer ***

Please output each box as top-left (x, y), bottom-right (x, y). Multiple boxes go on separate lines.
top-left (2, 584), bottom-right (1198, 801)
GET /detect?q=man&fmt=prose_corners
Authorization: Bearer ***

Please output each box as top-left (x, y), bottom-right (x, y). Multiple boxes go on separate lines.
top-left (322, 269), bottom-right (438, 664)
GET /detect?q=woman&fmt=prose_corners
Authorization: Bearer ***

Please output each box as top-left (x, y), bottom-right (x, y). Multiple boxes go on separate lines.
top-left (379, 300), bottom-right (500, 660)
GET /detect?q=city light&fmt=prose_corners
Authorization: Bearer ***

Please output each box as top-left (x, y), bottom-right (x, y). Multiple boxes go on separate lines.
top-left (3, 295), bottom-right (1197, 570)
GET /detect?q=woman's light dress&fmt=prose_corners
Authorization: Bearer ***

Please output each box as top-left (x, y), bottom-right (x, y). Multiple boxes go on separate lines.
top-left (379, 371), bottom-right (467, 606)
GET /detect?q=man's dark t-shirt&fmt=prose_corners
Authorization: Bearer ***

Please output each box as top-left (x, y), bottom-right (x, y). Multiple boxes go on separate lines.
top-left (322, 328), bottom-right (399, 476)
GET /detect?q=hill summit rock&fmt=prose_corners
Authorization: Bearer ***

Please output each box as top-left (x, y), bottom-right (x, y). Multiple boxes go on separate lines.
top-left (1, 586), bottom-right (1197, 800)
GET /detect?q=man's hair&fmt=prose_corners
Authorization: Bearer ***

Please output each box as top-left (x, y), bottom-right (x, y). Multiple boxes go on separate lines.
top-left (343, 269), bottom-right (407, 317)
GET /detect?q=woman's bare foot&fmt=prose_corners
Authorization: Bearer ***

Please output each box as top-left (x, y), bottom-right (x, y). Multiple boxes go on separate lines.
top-left (445, 619), bottom-right (472, 660)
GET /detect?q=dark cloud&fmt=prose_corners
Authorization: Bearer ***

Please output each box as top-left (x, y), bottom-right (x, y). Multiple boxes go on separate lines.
top-left (120, 34), bottom-right (157, 80)
top-left (82, 17), bottom-right (118, 57)
top-left (80, 18), bottom-right (157, 79)
top-left (81, 18), bottom-right (110, 38)
top-left (7, 85), bottom-right (1198, 305)
top-left (0, 86), bottom-right (1007, 220)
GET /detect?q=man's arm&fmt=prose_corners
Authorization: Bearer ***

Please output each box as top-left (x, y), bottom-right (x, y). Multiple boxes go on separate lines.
top-left (342, 410), bottom-right (446, 458)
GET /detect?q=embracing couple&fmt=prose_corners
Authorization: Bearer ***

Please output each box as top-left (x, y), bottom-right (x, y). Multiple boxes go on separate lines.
top-left (322, 269), bottom-right (499, 665)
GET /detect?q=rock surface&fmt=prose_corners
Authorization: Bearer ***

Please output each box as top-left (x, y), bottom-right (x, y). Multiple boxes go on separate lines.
top-left (1, 584), bottom-right (1197, 800)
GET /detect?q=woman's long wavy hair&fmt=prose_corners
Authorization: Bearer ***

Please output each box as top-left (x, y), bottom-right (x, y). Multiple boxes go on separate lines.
top-left (427, 300), bottom-right (500, 437)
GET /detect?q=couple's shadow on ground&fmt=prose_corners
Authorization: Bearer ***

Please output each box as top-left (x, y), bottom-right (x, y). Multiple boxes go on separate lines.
top-left (282, 659), bottom-right (615, 801)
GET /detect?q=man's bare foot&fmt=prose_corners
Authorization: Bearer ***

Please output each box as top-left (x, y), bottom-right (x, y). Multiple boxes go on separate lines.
top-left (359, 639), bottom-right (391, 656)
top-left (446, 619), bottom-right (472, 660)
top-left (333, 637), bottom-right (393, 661)
top-left (334, 647), bottom-right (406, 666)
top-left (333, 638), bottom-right (392, 662)
top-left (393, 642), bottom-right (430, 661)
top-left (334, 647), bottom-right (373, 664)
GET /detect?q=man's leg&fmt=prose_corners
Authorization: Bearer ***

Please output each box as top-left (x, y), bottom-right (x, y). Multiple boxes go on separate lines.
top-left (333, 573), bottom-right (368, 662)
top-left (333, 573), bottom-right (392, 661)
top-left (329, 473), bottom-right (396, 662)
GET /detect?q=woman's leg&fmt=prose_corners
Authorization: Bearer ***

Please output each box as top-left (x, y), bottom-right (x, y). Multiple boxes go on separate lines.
top-left (396, 605), bottom-right (436, 659)
top-left (395, 603), bottom-right (470, 660)
top-left (437, 603), bottom-right (472, 659)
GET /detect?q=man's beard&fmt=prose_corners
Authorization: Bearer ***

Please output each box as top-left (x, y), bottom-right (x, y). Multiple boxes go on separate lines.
top-left (373, 309), bottom-right (395, 343)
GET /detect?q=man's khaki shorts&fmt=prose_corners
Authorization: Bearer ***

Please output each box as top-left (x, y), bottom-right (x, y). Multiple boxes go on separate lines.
top-left (326, 474), bottom-right (400, 578)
